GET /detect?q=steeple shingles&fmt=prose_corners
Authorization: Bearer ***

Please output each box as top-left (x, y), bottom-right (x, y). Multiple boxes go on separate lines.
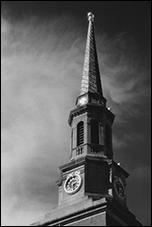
top-left (80, 12), bottom-right (103, 96)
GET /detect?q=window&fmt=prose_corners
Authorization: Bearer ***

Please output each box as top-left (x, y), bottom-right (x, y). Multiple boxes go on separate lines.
top-left (91, 120), bottom-right (99, 144)
top-left (105, 124), bottom-right (112, 150)
top-left (77, 121), bottom-right (84, 146)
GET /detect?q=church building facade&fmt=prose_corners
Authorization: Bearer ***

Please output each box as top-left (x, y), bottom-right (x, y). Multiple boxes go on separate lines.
top-left (31, 13), bottom-right (142, 226)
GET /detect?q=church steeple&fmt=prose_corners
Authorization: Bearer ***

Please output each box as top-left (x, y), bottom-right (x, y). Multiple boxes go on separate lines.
top-left (31, 12), bottom-right (142, 227)
top-left (69, 12), bottom-right (115, 161)
top-left (76, 12), bottom-right (106, 107)
top-left (80, 12), bottom-right (103, 96)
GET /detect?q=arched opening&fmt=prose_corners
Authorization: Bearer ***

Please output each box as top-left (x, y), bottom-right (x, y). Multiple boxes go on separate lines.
top-left (77, 121), bottom-right (84, 146)
top-left (105, 124), bottom-right (112, 150)
top-left (91, 120), bottom-right (99, 144)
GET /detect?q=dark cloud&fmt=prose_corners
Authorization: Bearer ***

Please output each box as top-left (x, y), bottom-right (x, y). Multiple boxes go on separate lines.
top-left (1, 1), bottom-right (151, 226)
top-left (127, 166), bottom-right (151, 226)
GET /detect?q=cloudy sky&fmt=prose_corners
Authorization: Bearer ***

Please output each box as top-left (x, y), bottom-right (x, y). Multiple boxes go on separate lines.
top-left (1, 1), bottom-right (151, 226)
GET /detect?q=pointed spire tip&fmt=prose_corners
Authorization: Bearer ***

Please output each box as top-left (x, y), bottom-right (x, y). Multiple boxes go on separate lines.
top-left (79, 11), bottom-right (104, 98)
top-left (87, 12), bottom-right (94, 22)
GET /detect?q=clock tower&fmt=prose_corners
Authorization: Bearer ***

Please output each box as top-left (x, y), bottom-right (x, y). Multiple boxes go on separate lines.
top-left (31, 13), bottom-right (142, 226)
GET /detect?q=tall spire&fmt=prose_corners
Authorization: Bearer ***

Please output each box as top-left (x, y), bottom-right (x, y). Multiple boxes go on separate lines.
top-left (80, 12), bottom-right (103, 96)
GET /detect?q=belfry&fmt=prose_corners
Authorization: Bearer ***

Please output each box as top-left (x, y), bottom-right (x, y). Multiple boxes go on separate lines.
top-left (31, 13), bottom-right (142, 226)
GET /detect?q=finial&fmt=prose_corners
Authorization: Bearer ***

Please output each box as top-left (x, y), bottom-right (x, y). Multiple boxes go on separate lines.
top-left (87, 12), bottom-right (94, 22)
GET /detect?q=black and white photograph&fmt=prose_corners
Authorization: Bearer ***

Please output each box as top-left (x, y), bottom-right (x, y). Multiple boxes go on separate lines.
top-left (1, 1), bottom-right (151, 226)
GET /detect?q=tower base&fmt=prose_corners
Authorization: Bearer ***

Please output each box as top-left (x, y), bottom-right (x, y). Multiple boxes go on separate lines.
top-left (31, 197), bottom-right (142, 226)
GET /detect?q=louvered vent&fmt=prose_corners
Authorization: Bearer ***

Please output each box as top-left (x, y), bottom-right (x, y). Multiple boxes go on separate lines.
top-left (77, 121), bottom-right (84, 146)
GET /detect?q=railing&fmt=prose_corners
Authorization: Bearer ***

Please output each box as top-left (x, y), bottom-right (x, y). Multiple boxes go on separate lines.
top-left (72, 144), bottom-right (106, 158)
top-left (76, 145), bottom-right (84, 156)
top-left (88, 144), bottom-right (104, 155)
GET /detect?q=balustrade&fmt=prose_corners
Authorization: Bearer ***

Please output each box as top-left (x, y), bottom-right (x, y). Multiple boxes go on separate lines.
top-left (76, 145), bottom-right (84, 156)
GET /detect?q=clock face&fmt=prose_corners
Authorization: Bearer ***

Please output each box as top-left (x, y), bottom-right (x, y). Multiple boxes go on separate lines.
top-left (78, 96), bottom-right (87, 106)
top-left (114, 177), bottom-right (125, 199)
top-left (64, 171), bottom-right (82, 195)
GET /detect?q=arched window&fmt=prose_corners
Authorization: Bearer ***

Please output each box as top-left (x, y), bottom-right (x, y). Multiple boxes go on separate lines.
top-left (77, 121), bottom-right (84, 146)
top-left (91, 120), bottom-right (99, 144)
top-left (105, 124), bottom-right (112, 150)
